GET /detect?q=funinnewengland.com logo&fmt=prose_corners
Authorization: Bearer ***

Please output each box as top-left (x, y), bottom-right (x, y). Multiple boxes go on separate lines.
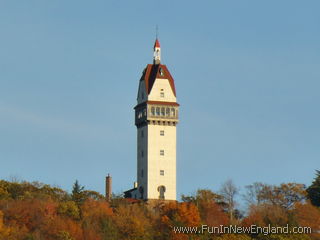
top-left (173, 224), bottom-right (312, 235)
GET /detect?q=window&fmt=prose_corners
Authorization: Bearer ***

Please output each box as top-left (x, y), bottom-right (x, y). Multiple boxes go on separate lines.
top-left (160, 92), bottom-right (164, 98)
top-left (159, 68), bottom-right (164, 76)
top-left (151, 107), bottom-right (155, 116)
top-left (171, 108), bottom-right (175, 116)
top-left (156, 107), bottom-right (160, 116)
top-left (161, 107), bottom-right (165, 116)
top-left (160, 170), bottom-right (164, 176)
top-left (166, 107), bottom-right (170, 116)
top-left (160, 150), bottom-right (164, 156)
top-left (141, 150), bottom-right (144, 157)
top-left (158, 185), bottom-right (166, 200)
top-left (160, 130), bottom-right (164, 136)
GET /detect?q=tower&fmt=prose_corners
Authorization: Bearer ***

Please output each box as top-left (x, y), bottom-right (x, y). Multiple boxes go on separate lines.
top-left (134, 39), bottom-right (179, 201)
top-left (105, 174), bottom-right (112, 201)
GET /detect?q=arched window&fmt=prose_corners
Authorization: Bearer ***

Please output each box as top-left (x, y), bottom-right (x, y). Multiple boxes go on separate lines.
top-left (166, 107), bottom-right (170, 116)
top-left (151, 107), bottom-right (155, 116)
top-left (171, 108), bottom-right (175, 116)
top-left (161, 107), bottom-right (165, 116)
top-left (157, 185), bottom-right (166, 200)
top-left (156, 107), bottom-right (160, 116)
top-left (159, 68), bottom-right (164, 76)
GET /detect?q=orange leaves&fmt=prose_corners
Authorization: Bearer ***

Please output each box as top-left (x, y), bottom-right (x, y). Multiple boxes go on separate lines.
top-left (161, 202), bottom-right (201, 227)
top-left (2, 198), bottom-right (58, 231)
top-left (43, 217), bottom-right (83, 240)
top-left (113, 204), bottom-right (152, 240)
top-left (243, 204), bottom-right (289, 227)
top-left (294, 201), bottom-right (320, 236)
top-left (158, 202), bottom-right (201, 240)
top-left (0, 210), bottom-right (10, 237)
top-left (81, 199), bottom-right (113, 240)
top-left (200, 201), bottom-right (229, 226)
top-left (0, 180), bottom-right (318, 240)
top-left (81, 198), bottom-right (113, 219)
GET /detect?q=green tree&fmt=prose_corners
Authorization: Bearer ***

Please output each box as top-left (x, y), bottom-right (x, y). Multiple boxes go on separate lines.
top-left (71, 180), bottom-right (85, 205)
top-left (57, 231), bottom-right (74, 240)
top-left (57, 201), bottom-right (80, 220)
top-left (306, 170), bottom-right (320, 207)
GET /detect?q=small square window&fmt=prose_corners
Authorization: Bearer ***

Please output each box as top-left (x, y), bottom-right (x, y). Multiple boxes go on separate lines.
top-left (160, 150), bottom-right (164, 156)
top-left (160, 92), bottom-right (164, 98)
top-left (160, 130), bottom-right (164, 136)
top-left (160, 170), bottom-right (164, 176)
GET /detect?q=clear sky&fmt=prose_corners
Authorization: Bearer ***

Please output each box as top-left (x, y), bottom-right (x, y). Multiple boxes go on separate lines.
top-left (0, 1), bottom-right (319, 199)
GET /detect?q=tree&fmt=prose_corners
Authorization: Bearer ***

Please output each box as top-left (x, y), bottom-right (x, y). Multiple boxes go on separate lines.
top-left (71, 180), bottom-right (85, 205)
top-left (220, 179), bottom-right (239, 223)
top-left (57, 201), bottom-right (80, 220)
top-left (81, 199), bottom-right (113, 240)
top-left (244, 183), bottom-right (306, 210)
top-left (182, 189), bottom-right (228, 226)
top-left (306, 170), bottom-right (320, 207)
top-left (258, 183), bottom-right (306, 210)
top-left (243, 203), bottom-right (289, 227)
top-left (113, 204), bottom-right (153, 240)
top-left (159, 202), bottom-right (201, 240)
top-left (243, 182), bottom-right (264, 206)
top-left (293, 201), bottom-right (320, 239)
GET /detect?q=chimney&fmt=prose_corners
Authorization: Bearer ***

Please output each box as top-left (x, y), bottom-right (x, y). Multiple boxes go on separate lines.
top-left (105, 174), bottom-right (112, 201)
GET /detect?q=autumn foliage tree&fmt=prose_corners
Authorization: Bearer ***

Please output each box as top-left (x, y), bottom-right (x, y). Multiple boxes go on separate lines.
top-left (182, 189), bottom-right (229, 226)
top-left (0, 178), bottom-right (319, 240)
top-left (157, 201), bottom-right (201, 240)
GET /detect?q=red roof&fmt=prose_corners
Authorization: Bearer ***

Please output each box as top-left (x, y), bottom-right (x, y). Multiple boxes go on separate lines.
top-left (140, 64), bottom-right (176, 97)
top-left (154, 39), bottom-right (160, 48)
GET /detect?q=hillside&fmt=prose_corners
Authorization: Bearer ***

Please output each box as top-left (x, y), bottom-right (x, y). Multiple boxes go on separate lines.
top-left (0, 178), bottom-right (319, 240)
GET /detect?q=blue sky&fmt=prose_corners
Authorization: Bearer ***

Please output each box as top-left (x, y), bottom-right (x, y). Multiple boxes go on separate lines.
top-left (0, 1), bottom-right (319, 199)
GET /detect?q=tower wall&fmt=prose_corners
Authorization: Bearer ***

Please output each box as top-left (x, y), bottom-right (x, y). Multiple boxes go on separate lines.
top-left (146, 123), bottom-right (176, 200)
top-left (137, 125), bottom-right (148, 199)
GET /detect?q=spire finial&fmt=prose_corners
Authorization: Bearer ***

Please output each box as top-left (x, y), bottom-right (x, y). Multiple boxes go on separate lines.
top-left (156, 24), bottom-right (159, 39)
top-left (153, 26), bottom-right (161, 64)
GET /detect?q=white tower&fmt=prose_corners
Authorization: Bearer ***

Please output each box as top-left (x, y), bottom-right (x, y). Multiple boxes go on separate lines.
top-left (134, 39), bottom-right (179, 201)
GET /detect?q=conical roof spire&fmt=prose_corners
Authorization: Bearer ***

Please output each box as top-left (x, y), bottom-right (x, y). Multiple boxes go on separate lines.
top-left (153, 39), bottom-right (161, 64)
top-left (154, 39), bottom-right (160, 49)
